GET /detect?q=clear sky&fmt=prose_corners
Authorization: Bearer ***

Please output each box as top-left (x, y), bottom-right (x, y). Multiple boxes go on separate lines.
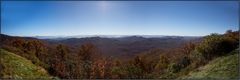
top-left (1, 1), bottom-right (239, 36)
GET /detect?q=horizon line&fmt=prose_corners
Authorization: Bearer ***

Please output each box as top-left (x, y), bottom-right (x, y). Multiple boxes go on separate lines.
top-left (1, 33), bottom-right (207, 38)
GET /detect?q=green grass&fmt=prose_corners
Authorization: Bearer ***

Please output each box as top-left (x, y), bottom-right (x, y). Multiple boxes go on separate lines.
top-left (181, 50), bottom-right (239, 79)
top-left (0, 49), bottom-right (53, 79)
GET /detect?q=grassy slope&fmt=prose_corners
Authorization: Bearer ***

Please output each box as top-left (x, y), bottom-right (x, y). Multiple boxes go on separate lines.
top-left (0, 49), bottom-right (52, 79)
top-left (181, 50), bottom-right (239, 79)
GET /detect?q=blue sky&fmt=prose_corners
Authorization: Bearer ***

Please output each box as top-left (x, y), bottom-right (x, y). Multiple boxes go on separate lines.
top-left (1, 1), bottom-right (239, 36)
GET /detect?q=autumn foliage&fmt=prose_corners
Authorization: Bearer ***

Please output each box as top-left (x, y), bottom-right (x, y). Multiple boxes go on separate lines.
top-left (0, 30), bottom-right (238, 79)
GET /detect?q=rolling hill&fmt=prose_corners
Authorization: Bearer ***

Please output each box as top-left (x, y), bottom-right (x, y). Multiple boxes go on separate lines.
top-left (0, 34), bottom-right (201, 59)
top-left (180, 49), bottom-right (239, 79)
top-left (0, 49), bottom-right (53, 79)
top-left (46, 36), bottom-right (201, 58)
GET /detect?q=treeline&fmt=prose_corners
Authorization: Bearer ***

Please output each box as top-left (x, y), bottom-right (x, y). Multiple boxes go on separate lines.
top-left (0, 30), bottom-right (238, 79)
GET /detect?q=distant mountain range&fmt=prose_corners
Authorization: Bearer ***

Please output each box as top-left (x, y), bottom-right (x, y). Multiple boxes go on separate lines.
top-left (33, 35), bottom-right (201, 39)
top-left (1, 34), bottom-right (202, 59)
top-left (42, 35), bottom-right (202, 58)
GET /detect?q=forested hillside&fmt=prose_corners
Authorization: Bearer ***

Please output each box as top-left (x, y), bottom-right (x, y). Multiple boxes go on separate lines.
top-left (0, 49), bottom-right (52, 79)
top-left (180, 49), bottom-right (239, 79)
top-left (0, 30), bottom-right (239, 79)
top-left (45, 36), bottom-right (200, 59)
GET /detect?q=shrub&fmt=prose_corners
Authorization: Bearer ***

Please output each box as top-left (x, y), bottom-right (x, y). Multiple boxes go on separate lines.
top-left (196, 33), bottom-right (237, 60)
top-left (168, 63), bottom-right (180, 73)
top-left (154, 55), bottom-right (169, 74)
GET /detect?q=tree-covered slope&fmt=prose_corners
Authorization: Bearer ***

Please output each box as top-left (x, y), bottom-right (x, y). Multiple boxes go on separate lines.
top-left (0, 49), bottom-right (52, 79)
top-left (181, 49), bottom-right (239, 79)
